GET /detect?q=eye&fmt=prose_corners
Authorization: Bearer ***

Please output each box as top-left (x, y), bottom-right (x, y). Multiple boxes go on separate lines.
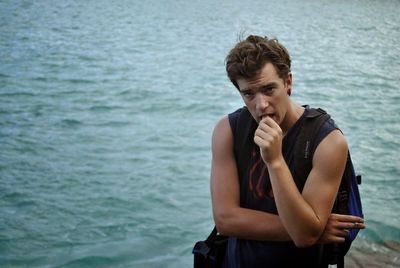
top-left (262, 87), bottom-right (274, 95)
top-left (241, 91), bottom-right (254, 99)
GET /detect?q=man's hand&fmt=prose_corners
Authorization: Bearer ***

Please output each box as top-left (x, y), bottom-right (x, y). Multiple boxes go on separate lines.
top-left (254, 117), bottom-right (283, 165)
top-left (318, 214), bottom-right (365, 244)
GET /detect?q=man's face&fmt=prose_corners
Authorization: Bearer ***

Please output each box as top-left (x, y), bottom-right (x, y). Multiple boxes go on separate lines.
top-left (237, 62), bottom-right (292, 125)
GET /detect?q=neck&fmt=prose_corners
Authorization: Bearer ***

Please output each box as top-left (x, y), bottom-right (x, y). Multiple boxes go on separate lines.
top-left (281, 103), bottom-right (305, 136)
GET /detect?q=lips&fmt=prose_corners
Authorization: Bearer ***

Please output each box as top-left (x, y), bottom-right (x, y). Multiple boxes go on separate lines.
top-left (260, 114), bottom-right (274, 121)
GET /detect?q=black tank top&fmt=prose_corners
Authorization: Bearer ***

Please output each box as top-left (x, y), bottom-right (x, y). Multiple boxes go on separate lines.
top-left (225, 107), bottom-right (338, 268)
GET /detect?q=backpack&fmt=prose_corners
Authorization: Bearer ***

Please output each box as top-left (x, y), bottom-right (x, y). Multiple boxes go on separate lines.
top-left (294, 107), bottom-right (363, 267)
top-left (192, 227), bottom-right (228, 268)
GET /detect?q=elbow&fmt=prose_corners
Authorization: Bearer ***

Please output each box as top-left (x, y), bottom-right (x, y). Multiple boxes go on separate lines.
top-left (290, 219), bottom-right (325, 248)
top-left (213, 210), bottom-right (235, 236)
top-left (293, 235), bottom-right (319, 248)
top-left (291, 227), bottom-right (322, 248)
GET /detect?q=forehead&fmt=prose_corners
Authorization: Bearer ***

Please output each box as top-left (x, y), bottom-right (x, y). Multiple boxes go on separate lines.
top-left (237, 62), bottom-right (281, 90)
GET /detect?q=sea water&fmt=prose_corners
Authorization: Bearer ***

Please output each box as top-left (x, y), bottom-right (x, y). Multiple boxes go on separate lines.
top-left (1, 0), bottom-right (399, 267)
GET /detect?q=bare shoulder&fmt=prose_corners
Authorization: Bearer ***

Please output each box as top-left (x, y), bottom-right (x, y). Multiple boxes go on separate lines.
top-left (311, 129), bottom-right (348, 182)
top-left (314, 129), bottom-right (348, 160)
top-left (213, 116), bottom-right (231, 135)
top-left (212, 116), bottom-right (233, 150)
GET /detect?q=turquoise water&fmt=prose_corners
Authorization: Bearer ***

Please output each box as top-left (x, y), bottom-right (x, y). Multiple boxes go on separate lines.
top-left (1, 0), bottom-right (399, 267)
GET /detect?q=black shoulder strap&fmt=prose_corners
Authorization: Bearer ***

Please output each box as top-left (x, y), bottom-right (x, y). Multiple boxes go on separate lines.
top-left (294, 108), bottom-right (331, 185)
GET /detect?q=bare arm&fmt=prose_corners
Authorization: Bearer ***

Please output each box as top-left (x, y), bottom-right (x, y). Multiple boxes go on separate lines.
top-left (255, 116), bottom-right (352, 247)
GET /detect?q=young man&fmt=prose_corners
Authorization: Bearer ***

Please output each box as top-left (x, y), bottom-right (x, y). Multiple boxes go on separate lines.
top-left (210, 35), bottom-right (365, 267)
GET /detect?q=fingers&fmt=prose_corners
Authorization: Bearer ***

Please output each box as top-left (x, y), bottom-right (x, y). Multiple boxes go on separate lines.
top-left (332, 228), bottom-right (349, 237)
top-left (331, 213), bottom-right (364, 222)
top-left (320, 214), bottom-right (366, 244)
top-left (330, 213), bottom-right (365, 230)
top-left (258, 116), bottom-right (281, 133)
top-left (337, 221), bottom-right (365, 230)
top-left (353, 221), bottom-right (366, 229)
top-left (326, 236), bottom-right (346, 244)
top-left (260, 116), bottom-right (280, 128)
top-left (254, 118), bottom-right (281, 145)
top-left (318, 228), bottom-right (347, 244)
top-left (255, 119), bottom-right (274, 139)
top-left (254, 126), bottom-right (274, 141)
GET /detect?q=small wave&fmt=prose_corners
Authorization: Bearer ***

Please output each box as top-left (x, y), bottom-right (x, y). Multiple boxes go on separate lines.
top-left (60, 119), bottom-right (82, 127)
top-left (1, 192), bottom-right (37, 209)
top-left (2, 191), bottom-right (26, 201)
top-left (89, 105), bottom-right (124, 112)
top-left (93, 120), bottom-right (128, 128)
top-left (57, 89), bottom-right (85, 96)
top-left (77, 55), bottom-right (97, 62)
top-left (30, 76), bottom-right (49, 82)
top-left (63, 78), bottom-right (96, 84)
top-left (15, 200), bottom-right (37, 208)
top-left (116, 89), bottom-right (132, 96)
top-left (0, 91), bottom-right (36, 97)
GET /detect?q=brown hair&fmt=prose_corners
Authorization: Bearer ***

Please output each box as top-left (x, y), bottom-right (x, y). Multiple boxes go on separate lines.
top-left (225, 35), bottom-right (291, 89)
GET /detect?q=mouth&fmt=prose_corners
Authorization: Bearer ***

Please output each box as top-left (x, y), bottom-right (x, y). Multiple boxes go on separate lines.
top-left (260, 114), bottom-right (274, 121)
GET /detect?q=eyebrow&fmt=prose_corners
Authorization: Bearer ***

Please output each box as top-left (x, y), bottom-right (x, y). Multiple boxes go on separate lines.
top-left (239, 82), bottom-right (279, 92)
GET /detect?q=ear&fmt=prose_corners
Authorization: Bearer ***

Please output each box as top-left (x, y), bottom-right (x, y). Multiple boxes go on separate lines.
top-left (285, 73), bottom-right (292, 96)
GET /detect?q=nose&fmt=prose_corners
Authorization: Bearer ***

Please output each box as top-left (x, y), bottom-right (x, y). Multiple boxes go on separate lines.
top-left (255, 92), bottom-right (268, 113)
